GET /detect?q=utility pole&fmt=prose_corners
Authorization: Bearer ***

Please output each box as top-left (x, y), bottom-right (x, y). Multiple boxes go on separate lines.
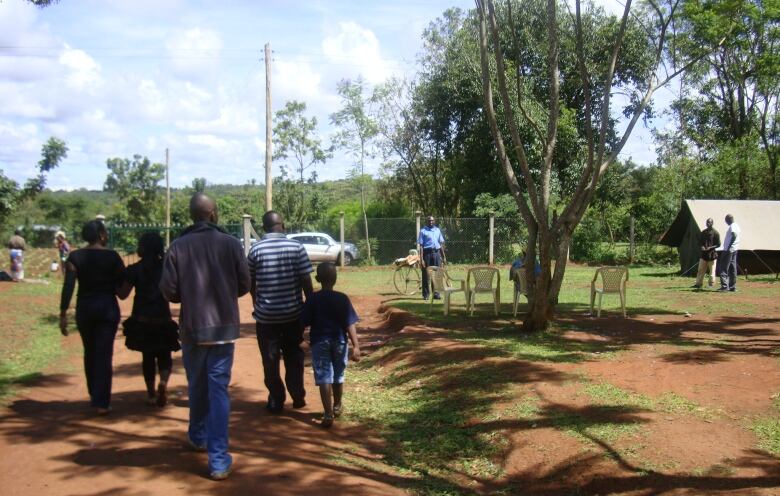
top-left (264, 42), bottom-right (273, 211)
top-left (165, 148), bottom-right (171, 248)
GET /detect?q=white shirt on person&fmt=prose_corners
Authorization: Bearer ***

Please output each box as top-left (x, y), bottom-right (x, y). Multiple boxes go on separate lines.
top-left (720, 222), bottom-right (741, 252)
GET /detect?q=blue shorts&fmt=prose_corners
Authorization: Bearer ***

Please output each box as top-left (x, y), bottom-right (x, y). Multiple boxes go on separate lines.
top-left (311, 338), bottom-right (348, 385)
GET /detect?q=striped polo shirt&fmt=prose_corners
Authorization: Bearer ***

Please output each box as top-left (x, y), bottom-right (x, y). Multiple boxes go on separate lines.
top-left (247, 232), bottom-right (313, 324)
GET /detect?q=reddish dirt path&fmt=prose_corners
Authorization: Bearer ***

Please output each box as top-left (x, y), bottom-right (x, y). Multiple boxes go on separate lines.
top-left (0, 294), bottom-right (408, 496)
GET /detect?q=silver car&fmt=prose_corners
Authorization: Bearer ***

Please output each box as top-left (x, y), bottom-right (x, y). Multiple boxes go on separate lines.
top-left (287, 232), bottom-right (359, 265)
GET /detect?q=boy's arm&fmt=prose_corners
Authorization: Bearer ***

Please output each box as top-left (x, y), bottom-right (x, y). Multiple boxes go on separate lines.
top-left (346, 324), bottom-right (360, 361)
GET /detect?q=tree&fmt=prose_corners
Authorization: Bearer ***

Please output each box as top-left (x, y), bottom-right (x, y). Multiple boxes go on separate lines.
top-left (476, 0), bottom-right (714, 331)
top-left (0, 137), bottom-right (68, 229)
top-left (104, 155), bottom-right (165, 223)
top-left (330, 78), bottom-right (378, 260)
top-left (273, 101), bottom-right (330, 226)
top-left (672, 0), bottom-right (780, 199)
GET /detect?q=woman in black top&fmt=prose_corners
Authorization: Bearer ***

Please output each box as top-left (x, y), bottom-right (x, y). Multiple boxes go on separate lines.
top-left (60, 220), bottom-right (126, 415)
top-left (117, 232), bottom-right (180, 407)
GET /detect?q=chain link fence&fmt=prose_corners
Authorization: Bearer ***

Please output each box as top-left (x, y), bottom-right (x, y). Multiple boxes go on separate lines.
top-left (107, 216), bottom-right (526, 266)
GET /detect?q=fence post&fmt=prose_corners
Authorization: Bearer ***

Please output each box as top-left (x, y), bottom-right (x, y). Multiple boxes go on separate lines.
top-left (629, 215), bottom-right (635, 264)
top-left (488, 211), bottom-right (495, 265)
top-left (415, 211), bottom-right (421, 250)
top-left (242, 214), bottom-right (252, 256)
top-left (339, 211), bottom-right (345, 268)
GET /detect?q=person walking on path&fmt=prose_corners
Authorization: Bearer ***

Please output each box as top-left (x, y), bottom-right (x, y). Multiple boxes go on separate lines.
top-left (8, 229), bottom-right (26, 282)
top-left (417, 215), bottom-right (446, 300)
top-left (117, 232), bottom-right (180, 407)
top-left (59, 220), bottom-right (126, 415)
top-left (301, 262), bottom-right (361, 428)
top-left (159, 193), bottom-right (250, 481)
top-left (717, 214), bottom-right (741, 292)
top-left (247, 211), bottom-right (313, 414)
top-left (55, 231), bottom-right (71, 276)
top-left (693, 218), bottom-right (721, 290)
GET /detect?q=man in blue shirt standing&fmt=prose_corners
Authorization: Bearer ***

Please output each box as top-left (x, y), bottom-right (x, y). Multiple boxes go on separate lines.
top-left (417, 215), bottom-right (446, 300)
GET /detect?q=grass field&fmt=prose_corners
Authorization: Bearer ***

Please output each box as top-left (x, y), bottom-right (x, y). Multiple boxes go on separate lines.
top-left (2, 250), bottom-right (779, 494)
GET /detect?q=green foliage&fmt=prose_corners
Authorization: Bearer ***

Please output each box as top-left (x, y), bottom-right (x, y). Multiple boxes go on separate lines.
top-left (0, 137), bottom-right (68, 231)
top-left (103, 154), bottom-right (165, 223)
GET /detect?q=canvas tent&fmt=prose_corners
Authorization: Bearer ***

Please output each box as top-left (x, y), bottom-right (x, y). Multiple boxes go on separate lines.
top-left (659, 200), bottom-right (780, 276)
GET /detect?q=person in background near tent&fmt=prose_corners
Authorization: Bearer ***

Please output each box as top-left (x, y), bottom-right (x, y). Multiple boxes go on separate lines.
top-left (717, 214), bottom-right (741, 292)
top-left (117, 232), bottom-right (180, 407)
top-left (60, 220), bottom-right (126, 415)
top-left (8, 230), bottom-right (26, 282)
top-left (159, 193), bottom-right (250, 481)
top-left (692, 218), bottom-right (720, 290)
top-left (55, 231), bottom-right (71, 276)
top-left (417, 215), bottom-right (446, 301)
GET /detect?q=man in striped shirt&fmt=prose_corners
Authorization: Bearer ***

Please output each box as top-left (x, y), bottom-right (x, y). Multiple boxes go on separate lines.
top-left (247, 211), bottom-right (314, 413)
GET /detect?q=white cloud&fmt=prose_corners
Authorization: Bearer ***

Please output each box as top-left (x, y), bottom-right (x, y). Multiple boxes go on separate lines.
top-left (59, 47), bottom-right (103, 91)
top-left (165, 27), bottom-right (223, 83)
top-left (322, 22), bottom-right (398, 85)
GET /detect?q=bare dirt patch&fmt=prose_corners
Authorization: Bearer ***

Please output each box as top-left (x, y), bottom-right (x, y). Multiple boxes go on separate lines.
top-left (1, 285), bottom-right (779, 495)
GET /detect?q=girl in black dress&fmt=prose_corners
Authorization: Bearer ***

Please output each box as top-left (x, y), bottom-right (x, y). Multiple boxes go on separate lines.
top-left (117, 232), bottom-right (180, 407)
top-left (60, 220), bottom-right (125, 415)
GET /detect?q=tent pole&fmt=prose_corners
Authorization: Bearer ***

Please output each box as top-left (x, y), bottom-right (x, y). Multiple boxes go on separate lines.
top-left (750, 250), bottom-right (779, 279)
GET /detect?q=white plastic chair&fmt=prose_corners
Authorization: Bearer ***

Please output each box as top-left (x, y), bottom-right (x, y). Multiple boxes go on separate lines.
top-left (590, 267), bottom-right (629, 317)
top-left (466, 267), bottom-right (500, 316)
top-left (510, 266), bottom-right (528, 318)
top-left (426, 266), bottom-right (465, 316)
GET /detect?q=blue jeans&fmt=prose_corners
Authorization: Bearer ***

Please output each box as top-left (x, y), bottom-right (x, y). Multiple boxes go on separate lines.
top-left (182, 342), bottom-right (235, 473)
top-left (311, 338), bottom-right (348, 385)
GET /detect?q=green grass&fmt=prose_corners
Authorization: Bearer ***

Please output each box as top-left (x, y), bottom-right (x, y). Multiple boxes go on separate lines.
top-left (751, 417), bottom-right (780, 455)
top-left (0, 282), bottom-right (68, 402)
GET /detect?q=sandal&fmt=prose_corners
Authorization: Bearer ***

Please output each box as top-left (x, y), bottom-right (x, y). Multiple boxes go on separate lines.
top-left (333, 403), bottom-right (343, 417)
top-left (321, 413), bottom-right (334, 428)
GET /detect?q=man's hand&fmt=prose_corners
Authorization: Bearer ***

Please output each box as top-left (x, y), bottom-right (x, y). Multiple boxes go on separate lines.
top-left (352, 346), bottom-right (361, 362)
top-left (59, 313), bottom-right (69, 336)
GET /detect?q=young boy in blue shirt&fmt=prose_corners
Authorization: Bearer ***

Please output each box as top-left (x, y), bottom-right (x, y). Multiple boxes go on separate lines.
top-left (301, 262), bottom-right (361, 428)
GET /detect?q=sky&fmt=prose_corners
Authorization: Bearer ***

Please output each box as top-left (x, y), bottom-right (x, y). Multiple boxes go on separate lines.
top-left (0, 0), bottom-right (669, 191)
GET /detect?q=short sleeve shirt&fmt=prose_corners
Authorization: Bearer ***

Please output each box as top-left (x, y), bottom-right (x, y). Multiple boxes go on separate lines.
top-left (247, 233), bottom-right (314, 323)
top-left (300, 289), bottom-right (359, 344)
top-left (723, 222), bottom-right (741, 252)
top-left (417, 225), bottom-right (444, 249)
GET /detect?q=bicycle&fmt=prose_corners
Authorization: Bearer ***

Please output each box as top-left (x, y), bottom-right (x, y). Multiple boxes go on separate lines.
top-left (393, 251), bottom-right (422, 295)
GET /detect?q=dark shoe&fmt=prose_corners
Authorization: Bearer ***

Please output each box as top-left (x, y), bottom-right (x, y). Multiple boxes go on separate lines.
top-left (96, 407), bottom-right (112, 416)
top-left (210, 467), bottom-right (231, 481)
top-left (184, 436), bottom-right (206, 452)
top-left (690, 284), bottom-right (701, 289)
top-left (729, 288), bottom-right (737, 292)
top-left (321, 413), bottom-right (334, 428)
top-left (266, 399), bottom-right (283, 414)
top-left (292, 398), bottom-right (306, 409)
top-left (433, 293), bottom-right (442, 300)
top-left (717, 288), bottom-right (730, 292)
top-left (333, 403), bottom-right (343, 417)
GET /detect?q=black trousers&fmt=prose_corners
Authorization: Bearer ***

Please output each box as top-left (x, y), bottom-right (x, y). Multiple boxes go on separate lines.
top-left (256, 320), bottom-right (305, 408)
top-left (76, 296), bottom-right (119, 409)
top-left (421, 249), bottom-right (441, 299)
